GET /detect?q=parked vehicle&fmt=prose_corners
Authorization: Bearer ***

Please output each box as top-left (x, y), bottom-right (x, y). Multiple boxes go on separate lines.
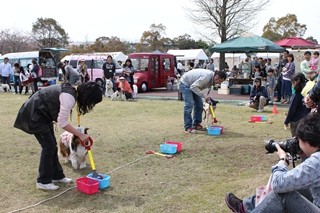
top-left (0, 49), bottom-right (58, 85)
top-left (128, 52), bottom-right (176, 92)
top-left (67, 54), bottom-right (122, 86)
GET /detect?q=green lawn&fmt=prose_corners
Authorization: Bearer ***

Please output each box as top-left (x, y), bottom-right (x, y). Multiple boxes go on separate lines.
top-left (0, 93), bottom-right (291, 213)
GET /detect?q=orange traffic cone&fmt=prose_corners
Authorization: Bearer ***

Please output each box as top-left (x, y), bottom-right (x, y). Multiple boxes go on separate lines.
top-left (272, 104), bottom-right (279, 114)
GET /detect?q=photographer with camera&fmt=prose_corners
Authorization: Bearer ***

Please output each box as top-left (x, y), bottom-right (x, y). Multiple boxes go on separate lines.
top-left (225, 113), bottom-right (320, 213)
top-left (249, 77), bottom-right (269, 112)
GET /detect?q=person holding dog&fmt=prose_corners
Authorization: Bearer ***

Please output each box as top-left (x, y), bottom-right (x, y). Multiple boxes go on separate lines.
top-left (14, 82), bottom-right (102, 191)
top-left (225, 113), bottom-right (320, 213)
top-left (179, 69), bottom-right (226, 133)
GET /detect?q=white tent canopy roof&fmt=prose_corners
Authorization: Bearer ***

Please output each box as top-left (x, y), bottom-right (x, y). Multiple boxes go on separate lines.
top-left (211, 52), bottom-right (247, 59)
top-left (93, 52), bottom-right (128, 62)
top-left (167, 49), bottom-right (208, 60)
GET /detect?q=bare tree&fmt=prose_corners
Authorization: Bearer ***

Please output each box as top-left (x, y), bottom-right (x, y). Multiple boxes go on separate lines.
top-left (187, 0), bottom-right (269, 69)
top-left (0, 29), bottom-right (37, 54)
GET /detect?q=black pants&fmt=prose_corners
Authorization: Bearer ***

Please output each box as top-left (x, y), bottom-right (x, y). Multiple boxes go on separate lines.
top-left (34, 126), bottom-right (65, 184)
top-left (275, 76), bottom-right (283, 101)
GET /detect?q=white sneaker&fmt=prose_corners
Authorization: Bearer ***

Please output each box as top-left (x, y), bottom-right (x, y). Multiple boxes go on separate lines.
top-left (52, 177), bottom-right (73, 183)
top-left (36, 182), bottom-right (59, 190)
top-left (257, 109), bottom-right (264, 113)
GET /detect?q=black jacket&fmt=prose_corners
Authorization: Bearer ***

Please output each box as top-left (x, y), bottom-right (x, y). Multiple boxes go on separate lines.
top-left (14, 83), bottom-right (76, 134)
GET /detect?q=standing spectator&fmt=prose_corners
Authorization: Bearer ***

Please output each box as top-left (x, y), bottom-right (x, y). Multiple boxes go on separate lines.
top-left (258, 57), bottom-right (267, 78)
top-left (300, 51), bottom-right (316, 81)
top-left (252, 65), bottom-right (263, 79)
top-left (266, 68), bottom-right (276, 102)
top-left (275, 50), bottom-right (289, 102)
top-left (19, 66), bottom-right (31, 95)
top-left (78, 59), bottom-right (89, 83)
top-left (102, 55), bottom-right (116, 95)
top-left (122, 58), bottom-right (134, 90)
top-left (249, 77), bottom-right (268, 112)
top-left (281, 53), bottom-right (295, 104)
top-left (14, 82), bottom-right (102, 191)
top-left (57, 62), bottom-right (80, 86)
top-left (0, 57), bottom-right (13, 92)
top-left (206, 58), bottom-right (215, 71)
top-left (30, 59), bottom-right (41, 93)
top-left (241, 58), bottom-right (251, 79)
top-left (284, 73), bottom-right (307, 136)
top-left (177, 60), bottom-right (184, 75)
top-left (13, 63), bottom-right (21, 94)
top-left (179, 69), bottom-right (226, 133)
top-left (265, 58), bottom-right (272, 72)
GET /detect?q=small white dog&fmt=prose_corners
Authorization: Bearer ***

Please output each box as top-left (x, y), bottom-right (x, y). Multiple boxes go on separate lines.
top-left (105, 79), bottom-right (114, 97)
top-left (1, 83), bottom-right (11, 92)
top-left (111, 90), bottom-right (126, 101)
top-left (58, 128), bottom-right (88, 169)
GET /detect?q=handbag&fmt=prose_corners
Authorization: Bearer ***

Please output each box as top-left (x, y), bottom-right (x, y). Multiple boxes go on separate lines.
top-left (255, 174), bottom-right (273, 207)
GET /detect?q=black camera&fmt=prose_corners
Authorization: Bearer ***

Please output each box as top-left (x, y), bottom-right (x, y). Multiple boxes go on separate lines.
top-left (265, 138), bottom-right (301, 156)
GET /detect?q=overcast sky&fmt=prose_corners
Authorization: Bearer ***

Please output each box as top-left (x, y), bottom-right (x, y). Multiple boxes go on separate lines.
top-left (1, 0), bottom-right (319, 43)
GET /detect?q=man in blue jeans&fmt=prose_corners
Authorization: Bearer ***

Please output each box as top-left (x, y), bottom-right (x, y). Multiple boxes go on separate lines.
top-left (179, 69), bottom-right (226, 133)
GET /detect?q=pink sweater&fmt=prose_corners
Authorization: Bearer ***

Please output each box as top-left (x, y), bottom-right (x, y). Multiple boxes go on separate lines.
top-left (57, 93), bottom-right (75, 128)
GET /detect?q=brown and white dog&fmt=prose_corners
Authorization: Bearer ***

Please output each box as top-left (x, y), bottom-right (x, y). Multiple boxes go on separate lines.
top-left (58, 128), bottom-right (88, 169)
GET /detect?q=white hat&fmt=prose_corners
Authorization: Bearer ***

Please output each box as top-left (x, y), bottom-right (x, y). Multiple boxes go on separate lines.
top-left (119, 76), bottom-right (125, 80)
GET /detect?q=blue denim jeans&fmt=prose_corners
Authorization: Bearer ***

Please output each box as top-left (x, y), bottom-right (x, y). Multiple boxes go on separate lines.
top-left (243, 191), bottom-right (320, 213)
top-left (179, 83), bottom-right (203, 130)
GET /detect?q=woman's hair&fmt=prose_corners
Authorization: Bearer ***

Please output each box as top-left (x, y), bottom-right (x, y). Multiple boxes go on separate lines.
top-left (77, 82), bottom-right (102, 115)
top-left (254, 65), bottom-right (261, 71)
top-left (19, 66), bottom-right (25, 74)
top-left (292, 73), bottom-right (306, 94)
top-left (123, 59), bottom-right (133, 68)
top-left (295, 113), bottom-right (320, 148)
top-left (14, 63), bottom-right (20, 68)
top-left (287, 53), bottom-right (294, 62)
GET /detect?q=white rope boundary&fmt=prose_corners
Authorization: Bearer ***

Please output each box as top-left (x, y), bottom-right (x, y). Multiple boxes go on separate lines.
top-left (5, 135), bottom-right (202, 213)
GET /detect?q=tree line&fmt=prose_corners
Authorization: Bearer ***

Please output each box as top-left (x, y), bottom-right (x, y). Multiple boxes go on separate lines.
top-left (0, 0), bottom-right (316, 70)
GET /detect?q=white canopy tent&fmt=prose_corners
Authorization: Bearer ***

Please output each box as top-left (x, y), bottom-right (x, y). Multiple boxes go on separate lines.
top-left (211, 52), bottom-right (247, 68)
top-left (167, 49), bottom-right (208, 61)
top-left (92, 52), bottom-right (128, 63)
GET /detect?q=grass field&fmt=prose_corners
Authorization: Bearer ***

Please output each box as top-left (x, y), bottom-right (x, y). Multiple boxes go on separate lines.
top-left (0, 93), bottom-right (291, 213)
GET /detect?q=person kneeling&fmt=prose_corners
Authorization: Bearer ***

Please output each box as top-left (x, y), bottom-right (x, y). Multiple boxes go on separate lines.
top-left (225, 113), bottom-right (320, 213)
top-left (118, 76), bottom-right (133, 100)
top-left (249, 77), bottom-right (268, 113)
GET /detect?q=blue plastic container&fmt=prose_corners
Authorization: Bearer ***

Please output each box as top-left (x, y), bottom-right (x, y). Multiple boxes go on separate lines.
top-left (207, 126), bottom-right (222, 136)
top-left (87, 173), bottom-right (110, 189)
top-left (160, 144), bottom-right (178, 154)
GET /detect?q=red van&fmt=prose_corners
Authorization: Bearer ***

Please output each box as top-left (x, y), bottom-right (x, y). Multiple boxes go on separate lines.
top-left (128, 52), bottom-right (176, 92)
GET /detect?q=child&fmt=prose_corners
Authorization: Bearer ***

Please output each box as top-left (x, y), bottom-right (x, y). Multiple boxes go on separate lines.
top-left (266, 68), bottom-right (275, 102)
top-left (19, 66), bottom-right (32, 94)
top-left (284, 73), bottom-right (308, 136)
top-left (310, 51), bottom-right (319, 72)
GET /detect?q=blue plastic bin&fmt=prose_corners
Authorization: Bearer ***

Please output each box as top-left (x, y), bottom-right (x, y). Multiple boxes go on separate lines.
top-left (160, 144), bottom-right (178, 154)
top-left (87, 173), bottom-right (110, 190)
top-left (207, 126), bottom-right (222, 136)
